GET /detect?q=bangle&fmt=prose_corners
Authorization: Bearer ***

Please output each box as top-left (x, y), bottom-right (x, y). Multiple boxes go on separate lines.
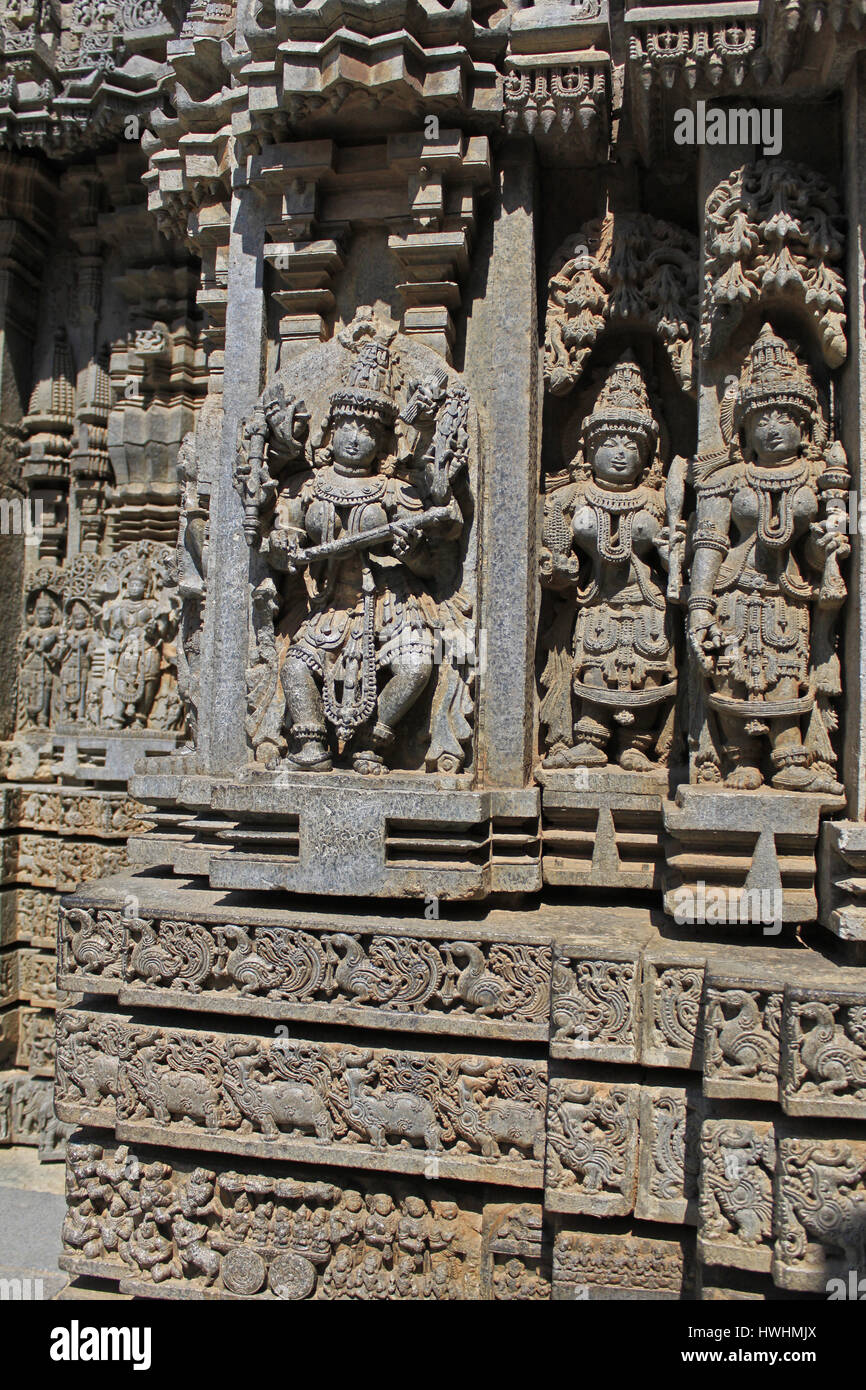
top-left (693, 526), bottom-right (729, 555)
top-left (688, 595), bottom-right (716, 612)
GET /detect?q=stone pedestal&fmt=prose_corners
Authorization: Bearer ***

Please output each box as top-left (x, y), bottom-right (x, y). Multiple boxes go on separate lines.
top-left (539, 769), bottom-right (666, 890)
top-left (663, 786), bottom-right (845, 927)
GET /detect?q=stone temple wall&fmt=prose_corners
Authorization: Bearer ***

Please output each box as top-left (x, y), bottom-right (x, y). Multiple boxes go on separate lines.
top-left (1, 0), bottom-right (866, 1300)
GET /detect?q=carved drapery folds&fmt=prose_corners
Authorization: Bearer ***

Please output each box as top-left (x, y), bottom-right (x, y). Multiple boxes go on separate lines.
top-left (234, 310), bottom-right (478, 777)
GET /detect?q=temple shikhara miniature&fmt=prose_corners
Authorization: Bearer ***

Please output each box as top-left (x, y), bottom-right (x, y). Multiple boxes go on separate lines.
top-left (1, 0), bottom-right (866, 1300)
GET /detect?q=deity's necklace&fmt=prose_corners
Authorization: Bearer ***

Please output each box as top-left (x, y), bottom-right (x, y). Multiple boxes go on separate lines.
top-left (745, 460), bottom-right (809, 549)
top-left (585, 481), bottom-right (646, 562)
top-left (314, 469), bottom-right (387, 507)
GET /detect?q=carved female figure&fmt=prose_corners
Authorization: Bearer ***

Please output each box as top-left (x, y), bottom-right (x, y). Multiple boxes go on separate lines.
top-left (539, 355), bottom-right (679, 772)
top-left (688, 324), bottom-right (848, 793)
top-left (18, 590), bottom-right (61, 728)
top-left (101, 565), bottom-right (170, 729)
top-left (57, 599), bottom-right (98, 725)
top-left (266, 338), bottom-right (464, 775)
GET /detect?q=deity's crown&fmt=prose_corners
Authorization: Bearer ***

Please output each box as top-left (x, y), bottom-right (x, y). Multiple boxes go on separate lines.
top-left (330, 338), bottom-right (398, 426)
top-left (583, 353), bottom-right (658, 451)
top-left (734, 322), bottom-right (817, 430)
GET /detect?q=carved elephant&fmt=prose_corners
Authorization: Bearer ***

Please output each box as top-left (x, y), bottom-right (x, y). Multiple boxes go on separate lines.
top-left (223, 1057), bottom-right (333, 1142)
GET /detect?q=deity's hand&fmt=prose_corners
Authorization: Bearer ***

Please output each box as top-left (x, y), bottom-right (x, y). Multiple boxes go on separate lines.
top-left (409, 375), bottom-right (444, 425)
top-left (390, 520), bottom-right (417, 559)
top-left (266, 527), bottom-right (303, 574)
top-left (688, 608), bottom-right (722, 675)
top-left (261, 383), bottom-right (309, 456)
top-left (655, 521), bottom-right (687, 561)
top-left (539, 546), bottom-right (578, 585)
top-left (810, 515), bottom-right (851, 562)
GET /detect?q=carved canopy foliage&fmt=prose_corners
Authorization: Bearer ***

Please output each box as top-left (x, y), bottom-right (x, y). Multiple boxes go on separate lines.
top-left (544, 212), bottom-right (699, 397)
top-left (702, 159), bottom-right (847, 366)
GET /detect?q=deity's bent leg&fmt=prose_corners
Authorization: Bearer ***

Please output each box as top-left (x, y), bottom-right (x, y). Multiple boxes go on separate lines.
top-left (353, 654), bottom-right (433, 774)
top-left (282, 654), bottom-right (332, 770)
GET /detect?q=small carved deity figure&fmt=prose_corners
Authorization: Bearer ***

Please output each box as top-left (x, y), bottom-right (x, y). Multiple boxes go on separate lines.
top-left (539, 355), bottom-right (680, 772)
top-left (175, 432), bottom-right (208, 746)
top-left (101, 564), bottom-right (171, 729)
top-left (18, 589), bottom-right (61, 728)
top-left (688, 324), bottom-right (849, 793)
top-left (261, 334), bottom-right (467, 774)
top-left (57, 598), bottom-right (98, 725)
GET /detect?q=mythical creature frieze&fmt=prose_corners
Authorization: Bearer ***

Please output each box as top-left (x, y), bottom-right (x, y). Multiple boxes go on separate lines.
top-left (57, 906), bottom-right (552, 1041)
top-left (698, 1119), bottom-right (775, 1273)
top-left (781, 988), bottom-right (866, 1118)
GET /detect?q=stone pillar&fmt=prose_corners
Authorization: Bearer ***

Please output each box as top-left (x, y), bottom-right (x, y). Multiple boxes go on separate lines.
top-left (464, 142), bottom-right (540, 790)
top-left (199, 162), bottom-right (269, 772)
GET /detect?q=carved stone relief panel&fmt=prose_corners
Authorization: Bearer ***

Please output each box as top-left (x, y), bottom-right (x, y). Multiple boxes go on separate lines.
top-left (234, 310), bottom-right (478, 779)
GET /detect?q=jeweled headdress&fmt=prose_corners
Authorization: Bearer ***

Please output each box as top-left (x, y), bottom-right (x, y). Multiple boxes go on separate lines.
top-left (330, 339), bottom-right (398, 426)
top-left (732, 323), bottom-right (817, 433)
top-left (583, 354), bottom-right (659, 453)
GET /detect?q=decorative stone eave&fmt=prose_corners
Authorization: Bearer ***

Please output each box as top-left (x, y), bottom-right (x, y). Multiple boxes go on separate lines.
top-left (625, 0), bottom-right (866, 101)
top-left (626, 2), bottom-right (765, 92)
top-left (237, 30), bottom-right (501, 137)
top-left (500, 2), bottom-right (612, 158)
top-left (0, 3), bottom-right (177, 157)
top-left (504, 49), bottom-right (610, 150)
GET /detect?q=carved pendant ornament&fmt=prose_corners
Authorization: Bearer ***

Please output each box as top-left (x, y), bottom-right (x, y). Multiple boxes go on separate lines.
top-left (235, 313), bottom-right (477, 776)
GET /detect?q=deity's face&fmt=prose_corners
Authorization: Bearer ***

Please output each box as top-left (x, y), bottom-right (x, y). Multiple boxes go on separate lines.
top-left (331, 413), bottom-right (380, 471)
top-left (128, 576), bottom-right (147, 601)
top-left (745, 407), bottom-right (804, 466)
top-left (35, 599), bottom-right (54, 628)
top-left (590, 431), bottom-right (646, 487)
top-left (70, 604), bottom-right (88, 630)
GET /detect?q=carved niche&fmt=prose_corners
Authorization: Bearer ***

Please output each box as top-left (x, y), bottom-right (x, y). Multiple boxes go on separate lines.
top-left (539, 354), bottom-right (682, 779)
top-left (687, 324), bottom-right (849, 794)
top-left (234, 310), bottom-right (478, 777)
